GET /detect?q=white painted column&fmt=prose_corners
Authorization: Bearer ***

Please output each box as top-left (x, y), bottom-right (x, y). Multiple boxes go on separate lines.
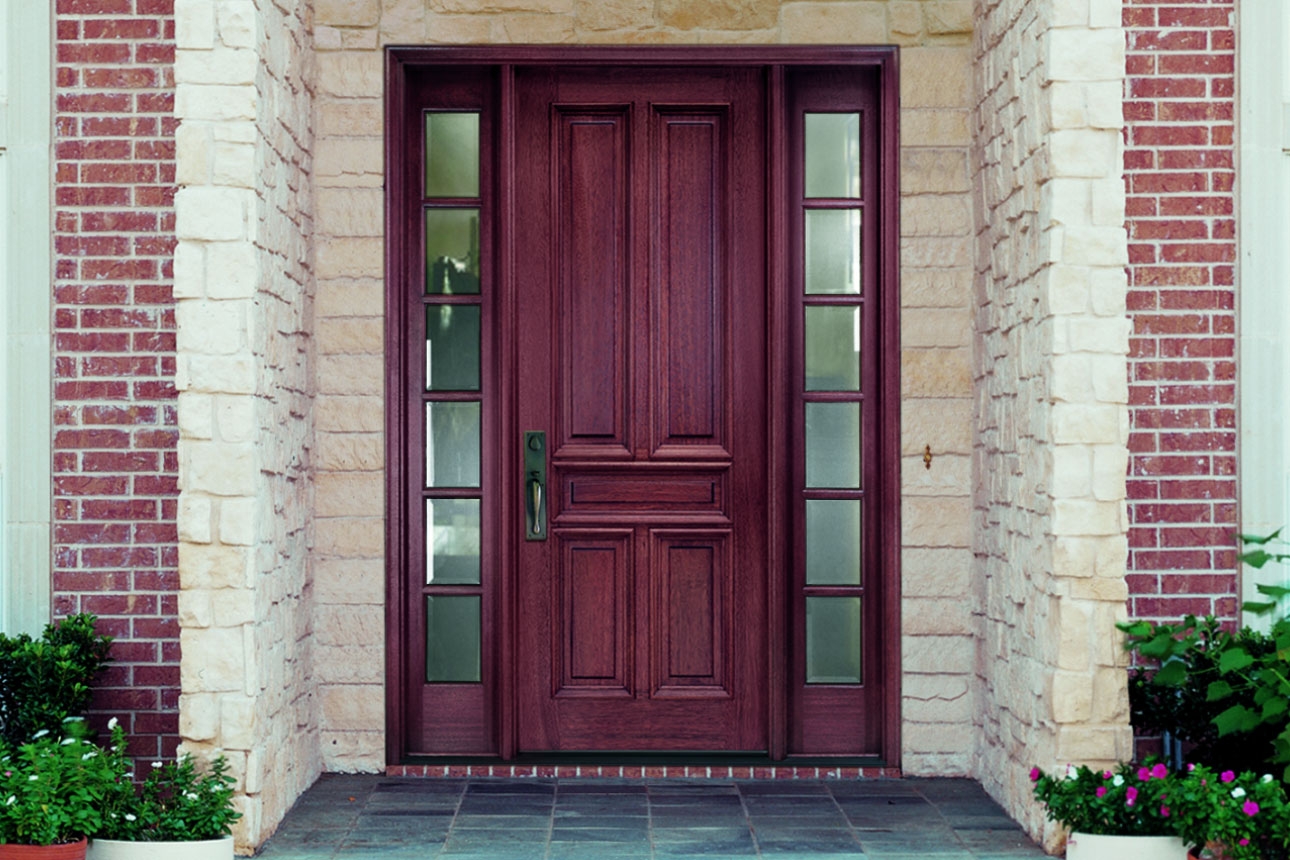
top-left (1238, 0), bottom-right (1290, 616)
top-left (0, 0), bottom-right (52, 635)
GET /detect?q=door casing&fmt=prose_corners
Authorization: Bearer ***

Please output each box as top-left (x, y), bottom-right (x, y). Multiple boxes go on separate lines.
top-left (384, 45), bottom-right (902, 766)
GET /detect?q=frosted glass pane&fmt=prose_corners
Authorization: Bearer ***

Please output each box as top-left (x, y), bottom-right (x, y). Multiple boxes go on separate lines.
top-left (805, 113), bottom-right (860, 199)
top-left (805, 402), bottom-right (860, 488)
top-left (805, 306), bottom-right (860, 391)
top-left (805, 209), bottom-right (861, 295)
top-left (425, 595), bottom-right (481, 683)
top-left (806, 597), bottom-right (862, 684)
top-left (425, 112), bottom-right (479, 198)
top-left (426, 402), bottom-right (480, 488)
top-left (806, 500), bottom-right (861, 586)
top-left (425, 208), bottom-right (480, 295)
top-left (425, 499), bottom-right (480, 585)
top-left (425, 305), bottom-right (480, 391)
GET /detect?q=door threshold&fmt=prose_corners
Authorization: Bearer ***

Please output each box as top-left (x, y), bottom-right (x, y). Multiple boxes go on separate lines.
top-left (387, 756), bottom-right (899, 780)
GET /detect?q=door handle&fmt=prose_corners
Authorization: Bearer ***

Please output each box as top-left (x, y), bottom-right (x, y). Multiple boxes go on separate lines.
top-left (524, 431), bottom-right (546, 540)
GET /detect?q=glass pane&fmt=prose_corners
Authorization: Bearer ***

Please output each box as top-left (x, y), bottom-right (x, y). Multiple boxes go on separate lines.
top-left (426, 209), bottom-right (480, 295)
top-left (426, 402), bottom-right (480, 488)
top-left (805, 306), bottom-right (860, 391)
top-left (805, 113), bottom-right (860, 198)
top-left (425, 112), bottom-right (479, 198)
top-left (805, 209), bottom-right (861, 295)
top-left (426, 499), bottom-right (481, 585)
top-left (806, 596), bottom-right (862, 684)
top-left (425, 305), bottom-right (480, 391)
top-left (425, 595), bottom-right (481, 682)
top-left (805, 402), bottom-right (860, 488)
top-left (806, 500), bottom-right (861, 586)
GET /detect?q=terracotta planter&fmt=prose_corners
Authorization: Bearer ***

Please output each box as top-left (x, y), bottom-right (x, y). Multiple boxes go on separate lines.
top-left (86, 836), bottom-right (233, 860)
top-left (1067, 832), bottom-right (1190, 860)
top-left (0, 840), bottom-right (89, 860)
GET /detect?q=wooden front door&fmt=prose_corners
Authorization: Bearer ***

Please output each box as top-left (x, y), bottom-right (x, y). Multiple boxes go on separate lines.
top-left (512, 67), bottom-right (768, 751)
top-left (387, 48), bottom-right (901, 764)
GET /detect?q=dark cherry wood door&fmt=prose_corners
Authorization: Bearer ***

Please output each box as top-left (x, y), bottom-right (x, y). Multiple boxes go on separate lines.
top-left (512, 67), bottom-right (769, 751)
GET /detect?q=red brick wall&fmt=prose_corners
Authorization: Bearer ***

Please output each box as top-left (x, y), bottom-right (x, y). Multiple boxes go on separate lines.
top-left (1123, 0), bottom-right (1238, 623)
top-left (53, 0), bottom-right (179, 759)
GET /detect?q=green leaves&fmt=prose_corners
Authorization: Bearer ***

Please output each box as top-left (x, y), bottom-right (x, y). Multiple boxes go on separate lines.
top-left (0, 614), bottom-right (113, 748)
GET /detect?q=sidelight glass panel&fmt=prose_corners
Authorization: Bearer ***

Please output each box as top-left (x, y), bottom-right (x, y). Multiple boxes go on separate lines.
top-left (805, 209), bottom-right (861, 295)
top-left (425, 112), bottom-right (480, 199)
top-left (425, 595), bottom-right (481, 682)
top-left (805, 402), bottom-right (860, 488)
top-left (425, 208), bottom-right (481, 295)
top-left (425, 401), bottom-right (480, 488)
top-left (805, 113), bottom-right (861, 199)
top-left (805, 306), bottom-right (861, 391)
top-left (806, 596), bottom-right (862, 684)
top-left (806, 500), bottom-right (862, 586)
top-left (425, 305), bottom-right (481, 391)
top-left (425, 499), bottom-right (481, 585)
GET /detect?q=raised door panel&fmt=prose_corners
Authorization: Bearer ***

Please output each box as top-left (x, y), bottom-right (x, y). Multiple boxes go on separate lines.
top-left (652, 530), bottom-right (731, 697)
top-left (556, 108), bottom-right (631, 456)
top-left (556, 531), bottom-right (632, 697)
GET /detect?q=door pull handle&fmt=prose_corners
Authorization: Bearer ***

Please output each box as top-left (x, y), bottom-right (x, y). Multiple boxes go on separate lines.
top-left (524, 431), bottom-right (547, 540)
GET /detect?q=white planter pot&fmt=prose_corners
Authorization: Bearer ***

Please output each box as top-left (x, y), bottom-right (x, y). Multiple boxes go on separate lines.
top-left (1066, 832), bottom-right (1190, 860)
top-left (87, 836), bottom-right (233, 860)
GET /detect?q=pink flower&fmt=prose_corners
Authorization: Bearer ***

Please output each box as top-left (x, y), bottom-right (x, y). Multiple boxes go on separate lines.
top-left (1150, 763), bottom-right (1168, 779)
top-left (1102, 771), bottom-right (1112, 779)
top-left (1137, 767), bottom-right (1150, 781)
top-left (1239, 839), bottom-right (1250, 846)
top-left (1096, 787), bottom-right (1107, 798)
top-left (1125, 786), bottom-right (1138, 806)
top-left (1029, 767), bottom-right (1040, 782)
top-left (1187, 763), bottom-right (1195, 771)
top-left (1221, 770), bottom-right (1236, 783)
top-left (1243, 801), bottom-right (1259, 816)
top-left (1159, 805), bottom-right (1170, 817)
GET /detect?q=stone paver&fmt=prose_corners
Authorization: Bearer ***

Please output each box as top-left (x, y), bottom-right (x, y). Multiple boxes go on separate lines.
top-left (254, 776), bottom-right (1046, 859)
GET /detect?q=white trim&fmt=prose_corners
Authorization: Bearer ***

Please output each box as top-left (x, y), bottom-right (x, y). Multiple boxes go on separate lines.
top-left (1237, 1), bottom-right (1290, 621)
top-left (0, 0), bottom-right (51, 635)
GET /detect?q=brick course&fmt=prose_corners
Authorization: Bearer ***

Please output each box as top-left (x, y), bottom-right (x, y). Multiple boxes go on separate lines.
top-left (53, 0), bottom-right (179, 760)
top-left (1123, 0), bottom-right (1238, 623)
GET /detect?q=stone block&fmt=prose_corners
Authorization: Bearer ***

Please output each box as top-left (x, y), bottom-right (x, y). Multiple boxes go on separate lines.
top-left (215, 396), bottom-right (257, 444)
top-left (901, 149), bottom-right (971, 194)
top-left (902, 308), bottom-right (970, 348)
top-left (205, 243), bottom-right (259, 299)
top-left (178, 692), bottom-right (220, 741)
top-left (901, 721), bottom-right (974, 755)
top-left (317, 396), bottom-right (385, 432)
top-left (900, 47), bottom-right (972, 108)
top-left (316, 279), bottom-right (384, 318)
top-left (320, 730), bottom-right (385, 773)
top-left (902, 495), bottom-right (972, 547)
top-left (176, 0), bottom-right (216, 49)
top-left (315, 645), bottom-right (385, 684)
top-left (317, 318), bottom-right (384, 355)
top-left (658, 0), bottom-right (775, 30)
top-left (1091, 446), bottom-right (1128, 502)
top-left (317, 0), bottom-right (380, 26)
top-left (217, 1), bottom-right (256, 48)
top-left (175, 47), bottom-right (257, 86)
top-left (175, 123), bottom-right (211, 188)
top-left (321, 684), bottom-right (384, 731)
top-left (179, 495), bottom-right (214, 544)
top-left (903, 635), bottom-right (975, 674)
top-left (1050, 671), bottom-right (1093, 723)
top-left (901, 548), bottom-right (972, 597)
top-left (317, 354), bottom-right (384, 396)
top-left (1052, 499), bottom-right (1122, 536)
top-left (902, 597), bottom-right (972, 635)
top-left (318, 101), bottom-right (385, 137)
top-left (1055, 599), bottom-right (1092, 671)
top-left (180, 627), bottom-right (246, 692)
top-left (902, 398), bottom-right (972, 455)
top-left (1062, 226), bottom-right (1129, 267)
top-left (490, 12), bottom-right (577, 42)
top-left (317, 53), bottom-right (384, 99)
top-left (315, 434), bottom-right (384, 471)
top-left (178, 589), bottom-right (213, 628)
top-left (315, 559), bottom-right (385, 604)
top-left (315, 473), bottom-right (383, 518)
top-left (887, 1), bottom-right (923, 39)
top-left (219, 696), bottom-right (258, 749)
top-left (317, 604), bottom-right (385, 647)
top-left (178, 392), bottom-right (215, 439)
top-left (175, 84), bottom-right (257, 122)
top-left (316, 189), bottom-right (383, 238)
top-left (176, 188), bottom-right (251, 241)
top-left (176, 299), bottom-right (248, 355)
top-left (315, 517), bottom-right (386, 559)
top-left (1051, 403), bottom-right (1121, 445)
top-left (184, 441), bottom-right (257, 496)
top-left (902, 268), bottom-right (972, 308)
top-left (426, 13), bottom-right (494, 43)
top-left (1049, 129), bottom-right (1119, 179)
top-left (924, 1), bottom-right (972, 35)
top-left (901, 193), bottom-right (972, 237)
top-left (219, 497), bottom-right (258, 546)
top-left (1054, 724), bottom-right (1134, 764)
top-left (1047, 28), bottom-right (1125, 83)
top-left (315, 139), bottom-right (384, 187)
top-left (212, 141), bottom-right (256, 187)
top-left (317, 238), bottom-right (385, 279)
top-left (902, 454), bottom-right (970, 497)
top-left (901, 349), bottom-right (972, 398)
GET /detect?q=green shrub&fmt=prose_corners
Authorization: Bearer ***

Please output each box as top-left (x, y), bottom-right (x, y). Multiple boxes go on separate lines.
top-left (0, 613), bottom-right (113, 747)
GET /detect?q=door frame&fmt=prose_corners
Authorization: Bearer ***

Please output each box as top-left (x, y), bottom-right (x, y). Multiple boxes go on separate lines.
top-left (385, 45), bottom-right (901, 767)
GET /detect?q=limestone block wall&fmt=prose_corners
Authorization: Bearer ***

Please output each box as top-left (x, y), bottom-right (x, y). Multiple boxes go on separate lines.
top-left (971, 0), bottom-right (1133, 844)
top-left (311, 0), bottom-right (980, 776)
top-left (173, 0), bottom-right (317, 850)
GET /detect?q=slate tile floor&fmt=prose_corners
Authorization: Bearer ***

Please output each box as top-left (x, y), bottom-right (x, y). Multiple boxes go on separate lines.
top-left (255, 775), bottom-right (1047, 859)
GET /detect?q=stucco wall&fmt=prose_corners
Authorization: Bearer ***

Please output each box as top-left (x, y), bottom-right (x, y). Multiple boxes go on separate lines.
top-left (173, 0), bottom-right (318, 850)
top-left (971, 0), bottom-right (1133, 845)
top-left (310, 0), bottom-right (980, 776)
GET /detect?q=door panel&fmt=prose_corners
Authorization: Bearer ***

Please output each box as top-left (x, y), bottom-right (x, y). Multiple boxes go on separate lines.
top-left (515, 67), bottom-right (767, 751)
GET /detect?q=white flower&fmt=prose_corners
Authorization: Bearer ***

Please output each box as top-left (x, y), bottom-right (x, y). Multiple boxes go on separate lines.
top-left (1065, 765), bottom-right (1078, 780)
top-left (124, 814), bottom-right (136, 822)
top-left (107, 717), bottom-right (119, 731)
top-left (30, 729), bottom-right (49, 739)
top-left (62, 715), bottom-right (83, 724)
top-left (5, 795), bottom-right (14, 806)
top-left (1232, 787), bottom-right (1247, 798)
top-left (27, 775), bottom-right (37, 781)
top-left (1263, 774), bottom-right (1274, 784)
top-left (81, 752), bottom-right (95, 761)
top-left (185, 792), bottom-right (199, 801)
top-left (1112, 775), bottom-right (1124, 787)
top-left (151, 761), bottom-right (162, 769)
top-left (61, 737), bottom-right (76, 746)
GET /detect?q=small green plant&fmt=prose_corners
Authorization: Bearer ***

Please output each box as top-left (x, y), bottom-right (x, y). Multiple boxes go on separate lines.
top-left (0, 613), bottom-right (113, 747)
top-left (1031, 761), bottom-right (1179, 836)
top-left (1120, 530), bottom-right (1290, 781)
top-left (97, 721), bottom-right (241, 842)
top-left (0, 718), bottom-right (121, 845)
top-left (1170, 764), bottom-right (1290, 860)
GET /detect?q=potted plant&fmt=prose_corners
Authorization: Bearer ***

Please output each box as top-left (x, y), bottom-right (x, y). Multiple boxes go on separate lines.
top-left (0, 719), bottom-right (119, 860)
top-left (1031, 761), bottom-right (1190, 860)
top-left (1170, 765), bottom-right (1289, 860)
top-left (88, 722), bottom-right (239, 860)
